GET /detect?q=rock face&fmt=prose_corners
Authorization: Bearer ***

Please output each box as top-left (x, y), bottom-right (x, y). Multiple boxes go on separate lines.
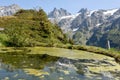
top-left (48, 8), bottom-right (72, 34)
top-left (48, 8), bottom-right (71, 18)
top-left (0, 4), bottom-right (21, 16)
top-left (48, 8), bottom-right (120, 49)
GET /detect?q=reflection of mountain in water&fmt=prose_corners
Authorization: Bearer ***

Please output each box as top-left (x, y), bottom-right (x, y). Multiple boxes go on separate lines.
top-left (43, 58), bottom-right (116, 80)
top-left (0, 53), bottom-right (59, 80)
top-left (0, 51), bottom-right (119, 80)
top-left (0, 52), bottom-right (59, 69)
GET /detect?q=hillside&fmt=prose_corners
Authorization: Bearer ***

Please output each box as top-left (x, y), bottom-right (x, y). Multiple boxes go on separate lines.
top-left (0, 9), bottom-right (68, 47)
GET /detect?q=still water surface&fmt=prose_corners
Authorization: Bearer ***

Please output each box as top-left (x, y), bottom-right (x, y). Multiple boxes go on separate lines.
top-left (0, 47), bottom-right (120, 80)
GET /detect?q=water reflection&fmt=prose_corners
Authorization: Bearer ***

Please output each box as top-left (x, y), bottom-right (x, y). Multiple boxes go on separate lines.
top-left (0, 51), bottom-right (120, 80)
top-left (0, 52), bottom-right (59, 80)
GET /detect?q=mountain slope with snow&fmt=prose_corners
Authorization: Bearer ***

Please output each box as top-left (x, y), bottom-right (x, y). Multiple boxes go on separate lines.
top-left (48, 8), bottom-right (120, 49)
top-left (103, 9), bottom-right (118, 15)
top-left (0, 4), bottom-right (21, 16)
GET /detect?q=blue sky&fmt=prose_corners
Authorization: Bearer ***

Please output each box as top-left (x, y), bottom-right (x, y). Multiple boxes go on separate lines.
top-left (0, 0), bottom-right (120, 14)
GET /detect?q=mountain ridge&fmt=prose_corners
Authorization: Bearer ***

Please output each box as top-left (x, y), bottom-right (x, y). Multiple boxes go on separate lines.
top-left (48, 8), bottom-right (120, 49)
top-left (0, 4), bottom-right (21, 16)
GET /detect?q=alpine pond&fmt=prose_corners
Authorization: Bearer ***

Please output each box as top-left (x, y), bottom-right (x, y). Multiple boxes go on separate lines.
top-left (0, 47), bottom-right (120, 80)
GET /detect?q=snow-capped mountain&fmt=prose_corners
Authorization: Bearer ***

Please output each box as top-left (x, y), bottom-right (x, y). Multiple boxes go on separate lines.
top-left (48, 8), bottom-right (120, 48)
top-left (49, 8), bottom-right (120, 31)
top-left (0, 4), bottom-right (21, 16)
top-left (48, 8), bottom-right (81, 33)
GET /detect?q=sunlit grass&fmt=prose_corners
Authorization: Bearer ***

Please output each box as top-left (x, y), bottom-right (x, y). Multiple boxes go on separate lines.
top-left (0, 45), bottom-right (120, 63)
top-left (24, 69), bottom-right (49, 76)
top-left (27, 47), bottom-right (113, 60)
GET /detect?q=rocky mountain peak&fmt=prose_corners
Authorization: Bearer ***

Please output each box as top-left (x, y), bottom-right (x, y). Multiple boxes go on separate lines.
top-left (0, 4), bottom-right (21, 16)
top-left (9, 4), bottom-right (20, 8)
top-left (78, 8), bottom-right (88, 13)
top-left (48, 8), bottom-right (71, 18)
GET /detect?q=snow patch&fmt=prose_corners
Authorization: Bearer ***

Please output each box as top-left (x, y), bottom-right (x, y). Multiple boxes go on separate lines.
top-left (60, 13), bottom-right (80, 20)
top-left (103, 9), bottom-right (118, 15)
top-left (96, 23), bottom-right (101, 27)
top-left (0, 10), bottom-right (4, 13)
top-left (48, 13), bottom-right (80, 21)
top-left (73, 27), bottom-right (79, 32)
top-left (87, 10), bottom-right (97, 16)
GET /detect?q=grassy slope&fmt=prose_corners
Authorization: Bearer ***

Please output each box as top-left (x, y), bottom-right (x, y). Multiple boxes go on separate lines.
top-left (0, 45), bottom-right (120, 63)
top-left (54, 44), bottom-right (120, 63)
top-left (0, 9), bottom-right (68, 47)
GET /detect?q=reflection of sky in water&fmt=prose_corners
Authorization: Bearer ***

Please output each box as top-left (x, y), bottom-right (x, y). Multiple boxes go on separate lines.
top-left (0, 59), bottom-right (90, 80)
top-left (43, 63), bottom-right (88, 80)
top-left (0, 62), bottom-right (40, 80)
top-left (0, 53), bottom-right (118, 80)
